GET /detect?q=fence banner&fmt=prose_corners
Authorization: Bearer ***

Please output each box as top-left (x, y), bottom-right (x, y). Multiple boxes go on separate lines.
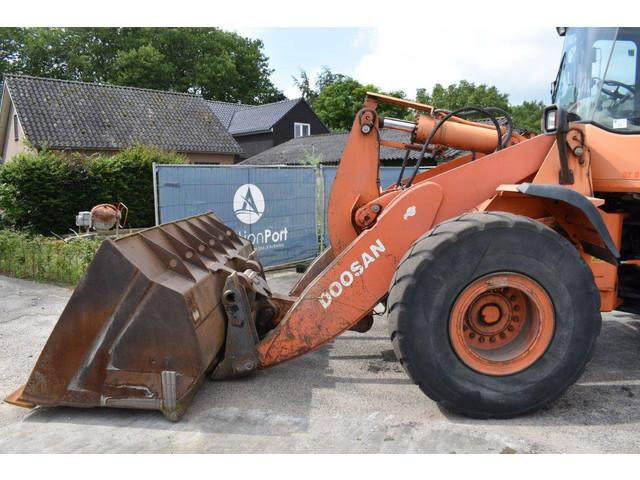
top-left (155, 164), bottom-right (318, 267)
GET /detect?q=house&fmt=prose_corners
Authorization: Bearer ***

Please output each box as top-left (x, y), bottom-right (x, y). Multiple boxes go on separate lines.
top-left (208, 98), bottom-right (329, 159)
top-left (0, 75), bottom-right (243, 164)
top-left (240, 129), bottom-right (442, 167)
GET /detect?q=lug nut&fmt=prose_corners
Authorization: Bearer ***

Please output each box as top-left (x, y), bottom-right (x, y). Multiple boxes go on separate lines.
top-left (499, 332), bottom-right (506, 339)
top-left (490, 336), bottom-right (496, 343)
top-left (469, 332), bottom-right (476, 339)
top-left (507, 325), bottom-right (514, 331)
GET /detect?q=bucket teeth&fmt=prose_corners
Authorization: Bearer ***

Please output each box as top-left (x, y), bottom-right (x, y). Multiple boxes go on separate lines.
top-left (6, 212), bottom-right (267, 421)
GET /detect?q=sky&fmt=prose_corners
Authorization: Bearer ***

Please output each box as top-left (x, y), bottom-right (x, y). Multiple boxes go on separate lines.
top-left (235, 27), bottom-right (565, 106)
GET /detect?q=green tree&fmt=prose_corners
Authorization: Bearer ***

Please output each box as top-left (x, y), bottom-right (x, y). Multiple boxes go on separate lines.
top-left (0, 27), bottom-right (283, 104)
top-left (416, 80), bottom-right (510, 112)
top-left (296, 67), bottom-right (409, 131)
top-left (313, 77), bottom-right (372, 131)
top-left (292, 69), bottom-right (317, 104)
top-left (417, 81), bottom-right (545, 132)
top-left (0, 28), bottom-right (25, 75)
top-left (112, 45), bottom-right (173, 90)
top-left (509, 100), bottom-right (545, 132)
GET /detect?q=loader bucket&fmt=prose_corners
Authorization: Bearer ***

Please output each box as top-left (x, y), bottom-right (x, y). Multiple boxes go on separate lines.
top-left (5, 213), bottom-right (266, 421)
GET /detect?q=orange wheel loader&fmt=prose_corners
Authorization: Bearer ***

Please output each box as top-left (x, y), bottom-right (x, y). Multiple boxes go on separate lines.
top-left (6, 27), bottom-right (640, 420)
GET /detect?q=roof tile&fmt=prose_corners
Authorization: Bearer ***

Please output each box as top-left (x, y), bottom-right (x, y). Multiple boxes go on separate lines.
top-left (240, 129), bottom-right (428, 165)
top-left (208, 98), bottom-right (303, 136)
top-left (4, 74), bottom-right (242, 154)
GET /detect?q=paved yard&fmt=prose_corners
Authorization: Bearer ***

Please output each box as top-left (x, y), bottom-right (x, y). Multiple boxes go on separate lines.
top-left (1, 271), bottom-right (640, 453)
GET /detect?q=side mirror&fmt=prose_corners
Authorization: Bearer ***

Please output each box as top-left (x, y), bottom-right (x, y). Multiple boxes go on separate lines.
top-left (542, 104), bottom-right (568, 135)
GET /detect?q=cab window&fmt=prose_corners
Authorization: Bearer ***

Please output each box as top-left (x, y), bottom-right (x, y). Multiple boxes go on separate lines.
top-left (592, 37), bottom-right (639, 131)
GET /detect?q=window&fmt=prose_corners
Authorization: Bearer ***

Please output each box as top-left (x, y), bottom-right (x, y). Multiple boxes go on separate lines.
top-left (554, 27), bottom-right (640, 132)
top-left (294, 122), bottom-right (311, 138)
top-left (13, 114), bottom-right (19, 141)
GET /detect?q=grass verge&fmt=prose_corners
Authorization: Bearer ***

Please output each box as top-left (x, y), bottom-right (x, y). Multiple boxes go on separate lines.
top-left (0, 229), bottom-right (100, 286)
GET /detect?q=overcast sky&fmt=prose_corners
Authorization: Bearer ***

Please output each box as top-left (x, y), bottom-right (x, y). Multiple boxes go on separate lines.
top-left (236, 27), bottom-right (565, 106)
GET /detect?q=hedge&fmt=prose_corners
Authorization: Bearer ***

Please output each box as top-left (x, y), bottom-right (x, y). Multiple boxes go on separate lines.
top-left (0, 145), bottom-right (186, 235)
top-left (0, 229), bottom-right (100, 285)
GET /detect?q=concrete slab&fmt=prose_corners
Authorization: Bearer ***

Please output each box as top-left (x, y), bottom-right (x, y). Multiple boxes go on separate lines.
top-left (1, 271), bottom-right (640, 453)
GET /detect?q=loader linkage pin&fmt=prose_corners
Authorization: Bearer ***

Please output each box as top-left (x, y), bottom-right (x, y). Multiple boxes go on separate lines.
top-left (211, 272), bottom-right (260, 380)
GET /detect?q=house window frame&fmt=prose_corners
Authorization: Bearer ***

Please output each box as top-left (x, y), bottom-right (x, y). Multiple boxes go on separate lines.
top-left (13, 114), bottom-right (19, 141)
top-left (294, 122), bottom-right (311, 138)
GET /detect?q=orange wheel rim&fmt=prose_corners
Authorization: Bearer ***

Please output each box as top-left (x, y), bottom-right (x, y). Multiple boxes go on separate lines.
top-left (449, 272), bottom-right (555, 376)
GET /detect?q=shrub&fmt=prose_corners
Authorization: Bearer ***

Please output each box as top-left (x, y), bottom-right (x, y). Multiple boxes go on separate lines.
top-left (88, 145), bottom-right (186, 228)
top-left (0, 229), bottom-right (100, 285)
top-left (0, 150), bottom-right (92, 235)
top-left (0, 145), bottom-right (186, 234)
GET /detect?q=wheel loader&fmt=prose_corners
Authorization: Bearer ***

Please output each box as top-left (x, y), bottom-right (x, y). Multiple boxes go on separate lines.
top-left (6, 27), bottom-right (640, 420)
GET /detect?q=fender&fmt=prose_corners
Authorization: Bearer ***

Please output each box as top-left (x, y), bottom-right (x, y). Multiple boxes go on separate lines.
top-left (517, 183), bottom-right (620, 265)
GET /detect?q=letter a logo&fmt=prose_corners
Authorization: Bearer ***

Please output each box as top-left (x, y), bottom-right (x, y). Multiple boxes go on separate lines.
top-left (233, 184), bottom-right (265, 224)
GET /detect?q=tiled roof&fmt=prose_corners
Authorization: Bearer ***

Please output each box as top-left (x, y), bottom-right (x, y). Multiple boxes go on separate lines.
top-left (240, 129), bottom-right (435, 165)
top-left (3, 74), bottom-right (242, 154)
top-left (206, 100), bottom-right (246, 129)
top-left (208, 98), bottom-right (303, 136)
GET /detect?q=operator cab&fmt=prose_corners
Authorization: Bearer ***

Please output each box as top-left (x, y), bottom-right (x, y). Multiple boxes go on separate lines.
top-left (552, 27), bottom-right (640, 133)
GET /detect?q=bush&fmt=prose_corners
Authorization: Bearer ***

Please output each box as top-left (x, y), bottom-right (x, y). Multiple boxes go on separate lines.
top-left (0, 229), bottom-right (100, 285)
top-left (88, 145), bottom-right (186, 228)
top-left (0, 151), bottom-right (92, 235)
top-left (0, 145), bottom-right (186, 234)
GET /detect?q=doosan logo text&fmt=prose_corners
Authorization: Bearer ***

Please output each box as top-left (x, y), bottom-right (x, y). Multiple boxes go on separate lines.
top-left (319, 239), bottom-right (386, 309)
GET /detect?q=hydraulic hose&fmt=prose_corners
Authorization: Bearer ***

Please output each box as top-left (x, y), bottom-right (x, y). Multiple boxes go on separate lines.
top-left (404, 106), bottom-right (511, 188)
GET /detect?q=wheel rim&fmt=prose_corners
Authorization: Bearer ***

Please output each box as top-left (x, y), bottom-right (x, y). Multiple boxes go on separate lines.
top-left (449, 272), bottom-right (555, 376)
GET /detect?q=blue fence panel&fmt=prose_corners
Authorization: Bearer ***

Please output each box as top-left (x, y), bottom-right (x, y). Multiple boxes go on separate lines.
top-left (156, 165), bottom-right (318, 267)
top-left (321, 166), bottom-right (337, 249)
top-left (246, 167), bottom-right (319, 266)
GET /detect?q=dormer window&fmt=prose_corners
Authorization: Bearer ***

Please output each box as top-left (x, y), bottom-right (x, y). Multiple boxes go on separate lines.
top-left (294, 122), bottom-right (310, 138)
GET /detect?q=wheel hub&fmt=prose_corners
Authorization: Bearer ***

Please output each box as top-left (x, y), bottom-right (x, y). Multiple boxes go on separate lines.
top-left (449, 272), bottom-right (555, 376)
top-left (465, 289), bottom-right (527, 350)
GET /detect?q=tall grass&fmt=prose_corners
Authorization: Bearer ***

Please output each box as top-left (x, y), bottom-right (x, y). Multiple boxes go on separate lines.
top-left (0, 230), bottom-right (100, 285)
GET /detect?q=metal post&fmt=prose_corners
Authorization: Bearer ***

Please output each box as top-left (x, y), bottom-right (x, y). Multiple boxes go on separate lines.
top-left (152, 162), bottom-right (160, 225)
top-left (318, 164), bottom-right (325, 251)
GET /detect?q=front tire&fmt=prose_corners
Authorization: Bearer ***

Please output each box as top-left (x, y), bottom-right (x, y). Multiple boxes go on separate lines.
top-left (388, 212), bottom-right (601, 418)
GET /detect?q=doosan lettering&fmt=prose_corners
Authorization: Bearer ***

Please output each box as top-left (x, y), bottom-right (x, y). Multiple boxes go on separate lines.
top-left (319, 239), bottom-right (386, 309)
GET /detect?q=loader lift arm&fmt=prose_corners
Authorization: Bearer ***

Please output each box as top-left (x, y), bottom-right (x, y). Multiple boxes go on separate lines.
top-left (257, 122), bottom-right (553, 366)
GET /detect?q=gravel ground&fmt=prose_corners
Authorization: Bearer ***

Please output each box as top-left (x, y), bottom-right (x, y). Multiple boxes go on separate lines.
top-left (1, 271), bottom-right (640, 453)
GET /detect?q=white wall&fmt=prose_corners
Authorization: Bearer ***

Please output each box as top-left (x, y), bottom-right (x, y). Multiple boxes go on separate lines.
top-left (1, 100), bottom-right (31, 163)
